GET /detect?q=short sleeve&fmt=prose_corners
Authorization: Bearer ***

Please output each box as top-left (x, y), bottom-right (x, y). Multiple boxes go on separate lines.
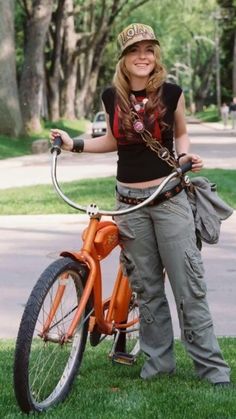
top-left (101, 87), bottom-right (115, 114)
top-left (162, 83), bottom-right (182, 111)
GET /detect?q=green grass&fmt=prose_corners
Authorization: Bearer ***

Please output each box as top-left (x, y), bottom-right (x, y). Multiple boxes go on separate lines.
top-left (1, 338), bottom-right (235, 418)
top-left (190, 169), bottom-right (236, 209)
top-left (0, 119), bottom-right (88, 159)
top-left (0, 177), bottom-right (116, 215)
top-left (0, 169), bottom-right (235, 215)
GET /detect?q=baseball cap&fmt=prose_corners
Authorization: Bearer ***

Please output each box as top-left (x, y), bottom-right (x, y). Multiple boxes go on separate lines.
top-left (117, 23), bottom-right (160, 58)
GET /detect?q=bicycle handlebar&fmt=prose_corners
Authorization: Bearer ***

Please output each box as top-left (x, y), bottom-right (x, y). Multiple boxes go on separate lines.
top-left (51, 135), bottom-right (63, 155)
top-left (50, 137), bottom-right (192, 217)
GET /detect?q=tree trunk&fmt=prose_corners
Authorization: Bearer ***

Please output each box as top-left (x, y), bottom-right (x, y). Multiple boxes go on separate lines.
top-left (0, 0), bottom-right (22, 136)
top-left (233, 29), bottom-right (236, 96)
top-left (192, 50), bottom-right (215, 112)
top-left (19, 0), bottom-right (53, 134)
top-left (60, 0), bottom-right (77, 119)
top-left (47, 0), bottom-right (66, 121)
top-left (76, 39), bottom-right (106, 118)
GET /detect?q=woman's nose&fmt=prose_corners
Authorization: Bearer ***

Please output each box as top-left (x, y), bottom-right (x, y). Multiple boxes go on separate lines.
top-left (138, 50), bottom-right (146, 58)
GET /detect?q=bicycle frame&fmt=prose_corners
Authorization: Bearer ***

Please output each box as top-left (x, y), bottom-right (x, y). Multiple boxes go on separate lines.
top-left (42, 144), bottom-right (190, 344)
top-left (13, 142), bottom-right (193, 415)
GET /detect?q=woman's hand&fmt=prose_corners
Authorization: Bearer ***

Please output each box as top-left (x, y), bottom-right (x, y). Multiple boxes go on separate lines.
top-left (50, 129), bottom-right (73, 151)
top-left (178, 153), bottom-right (203, 172)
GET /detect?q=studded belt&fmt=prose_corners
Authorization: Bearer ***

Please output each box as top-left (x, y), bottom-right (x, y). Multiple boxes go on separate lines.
top-left (116, 182), bottom-right (184, 206)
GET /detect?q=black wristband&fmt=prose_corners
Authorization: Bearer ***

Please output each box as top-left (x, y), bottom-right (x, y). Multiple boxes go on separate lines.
top-left (177, 153), bottom-right (187, 162)
top-left (72, 138), bottom-right (84, 153)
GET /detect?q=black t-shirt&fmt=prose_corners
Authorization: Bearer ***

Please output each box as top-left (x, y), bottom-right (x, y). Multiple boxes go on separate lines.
top-left (230, 103), bottom-right (236, 112)
top-left (102, 82), bottom-right (182, 183)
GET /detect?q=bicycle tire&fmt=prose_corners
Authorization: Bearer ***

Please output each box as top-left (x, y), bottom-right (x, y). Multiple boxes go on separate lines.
top-left (14, 257), bottom-right (91, 413)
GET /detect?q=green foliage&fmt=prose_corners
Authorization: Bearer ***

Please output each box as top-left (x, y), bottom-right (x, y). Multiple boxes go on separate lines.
top-left (1, 338), bottom-right (235, 418)
top-left (14, 0), bottom-right (27, 75)
top-left (196, 105), bottom-right (220, 122)
top-left (216, 0), bottom-right (236, 100)
top-left (12, 0), bottom-right (235, 122)
top-left (98, 0), bottom-right (221, 111)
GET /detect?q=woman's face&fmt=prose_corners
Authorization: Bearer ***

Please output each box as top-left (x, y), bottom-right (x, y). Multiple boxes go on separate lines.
top-left (124, 41), bottom-right (156, 82)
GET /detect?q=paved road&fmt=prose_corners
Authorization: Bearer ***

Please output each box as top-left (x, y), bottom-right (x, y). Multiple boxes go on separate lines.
top-left (0, 122), bottom-right (235, 338)
top-left (189, 123), bottom-right (236, 169)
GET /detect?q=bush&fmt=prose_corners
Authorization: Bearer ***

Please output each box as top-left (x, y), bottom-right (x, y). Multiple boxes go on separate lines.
top-left (196, 105), bottom-right (220, 122)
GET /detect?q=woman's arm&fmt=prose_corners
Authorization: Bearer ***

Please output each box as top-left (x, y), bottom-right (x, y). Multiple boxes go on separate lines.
top-left (174, 93), bottom-right (203, 172)
top-left (50, 105), bottom-right (117, 153)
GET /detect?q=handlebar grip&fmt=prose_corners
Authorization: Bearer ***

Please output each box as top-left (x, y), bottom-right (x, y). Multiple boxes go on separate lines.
top-left (50, 135), bottom-right (63, 155)
top-left (179, 161), bottom-right (192, 174)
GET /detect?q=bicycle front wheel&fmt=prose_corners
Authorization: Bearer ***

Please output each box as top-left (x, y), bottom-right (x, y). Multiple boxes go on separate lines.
top-left (14, 257), bottom-right (91, 413)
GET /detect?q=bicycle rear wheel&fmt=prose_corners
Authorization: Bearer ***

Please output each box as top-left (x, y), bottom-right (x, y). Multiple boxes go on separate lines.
top-left (14, 257), bottom-right (91, 413)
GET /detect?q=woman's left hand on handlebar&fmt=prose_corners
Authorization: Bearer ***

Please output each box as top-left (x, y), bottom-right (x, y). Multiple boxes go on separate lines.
top-left (179, 153), bottom-right (203, 172)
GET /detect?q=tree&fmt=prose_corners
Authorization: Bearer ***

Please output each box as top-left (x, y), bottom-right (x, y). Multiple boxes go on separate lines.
top-left (47, 0), bottom-right (152, 119)
top-left (0, 0), bottom-right (22, 136)
top-left (19, 0), bottom-right (54, 133)
top-left (217, 0), bottom-right (236, 98)
top-left (47, 0), bottom-right (66, 121)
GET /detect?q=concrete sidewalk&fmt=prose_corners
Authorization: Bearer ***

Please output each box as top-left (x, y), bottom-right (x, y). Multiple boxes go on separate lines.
top-left (202, 121), bottom-right (236, 132)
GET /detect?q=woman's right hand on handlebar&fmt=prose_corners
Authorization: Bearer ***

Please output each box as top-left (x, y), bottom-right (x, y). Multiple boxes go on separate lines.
top-left (50, 129), bottom-right (73, 152)
top-left (179, 153), bottom-right (203, 173)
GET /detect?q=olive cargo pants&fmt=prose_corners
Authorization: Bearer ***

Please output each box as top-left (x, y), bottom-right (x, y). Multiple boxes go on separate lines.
top-left (114, 181), bottom-right (230, 383)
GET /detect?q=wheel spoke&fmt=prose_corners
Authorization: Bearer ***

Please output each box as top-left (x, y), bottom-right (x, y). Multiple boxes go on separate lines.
top-left (14, 259), bottom-right (90, 413)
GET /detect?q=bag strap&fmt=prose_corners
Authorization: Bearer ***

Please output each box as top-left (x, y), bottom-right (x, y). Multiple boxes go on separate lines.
top-left (140, 129), bottom-right (178, 168)
top-left (130, 108), bottom-right (178, 169)
top-left (131, 108), bottom-right (195, 191)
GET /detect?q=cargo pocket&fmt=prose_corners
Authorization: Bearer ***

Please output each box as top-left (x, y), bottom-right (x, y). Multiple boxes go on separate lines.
top-left (185, 249), bottom-right (206, 297)
top-left (139, 304), bottom-right (155, 346)
top-left (120, 250), bottom-right (144, 294)
top-left (139, 304), bottom-right (154, 324)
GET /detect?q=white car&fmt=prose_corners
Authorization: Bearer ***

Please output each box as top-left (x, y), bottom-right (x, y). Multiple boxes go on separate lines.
top-left (92, 111), bottom-right (107, 137)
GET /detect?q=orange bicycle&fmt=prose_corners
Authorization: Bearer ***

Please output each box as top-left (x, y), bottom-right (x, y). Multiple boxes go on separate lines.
top-left (13, 137), bottom-right (191, 413)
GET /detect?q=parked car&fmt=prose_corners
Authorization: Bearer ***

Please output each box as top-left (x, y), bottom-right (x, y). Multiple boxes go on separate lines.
top-left (92, 111), bottom-right (107, 137)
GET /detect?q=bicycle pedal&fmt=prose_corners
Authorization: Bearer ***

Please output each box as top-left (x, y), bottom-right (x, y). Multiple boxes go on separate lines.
top-left (112, 352), bottom-right (136, 366)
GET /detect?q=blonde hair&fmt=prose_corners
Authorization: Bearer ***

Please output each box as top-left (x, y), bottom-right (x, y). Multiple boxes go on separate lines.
top-left (112, 44), bottom-right (167, 137)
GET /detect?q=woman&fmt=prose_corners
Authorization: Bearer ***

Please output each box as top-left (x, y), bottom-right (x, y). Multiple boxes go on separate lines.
top-left (50, 23), bottom-right (230, 386)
